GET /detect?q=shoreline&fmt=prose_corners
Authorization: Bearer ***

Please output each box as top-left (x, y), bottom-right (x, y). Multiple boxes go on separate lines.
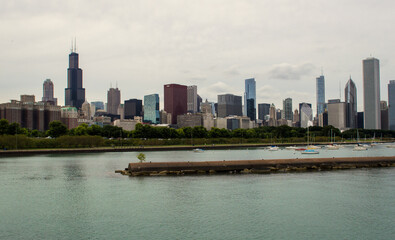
top-left (0, 141), bottom-right (393, 157)
top-left (120, 156), bottom-right (395, 176)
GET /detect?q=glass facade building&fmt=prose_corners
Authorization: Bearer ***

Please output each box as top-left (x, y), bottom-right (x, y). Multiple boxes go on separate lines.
top-left (316, 75), bottom-right (325, 117)
top-left (144, 94), bottom-right (160, 124)
top-left (345, 78), bottom-right (357, 129)
top-left (283, 98), bottom-right (293, 121)
top-left (244, 78), bottom-right (256, 121)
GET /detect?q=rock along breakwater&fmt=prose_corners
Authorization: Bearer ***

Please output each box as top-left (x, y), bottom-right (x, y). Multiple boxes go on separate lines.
top-left (117, 156), bottom-right (395, 176)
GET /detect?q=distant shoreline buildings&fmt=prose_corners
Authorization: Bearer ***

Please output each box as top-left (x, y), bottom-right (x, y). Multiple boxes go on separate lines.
top-left (1, 47), bottom-right (395, 132)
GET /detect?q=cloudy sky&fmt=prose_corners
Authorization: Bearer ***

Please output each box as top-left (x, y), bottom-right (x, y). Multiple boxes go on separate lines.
top-left (1, 0), bottom-right (394, 115)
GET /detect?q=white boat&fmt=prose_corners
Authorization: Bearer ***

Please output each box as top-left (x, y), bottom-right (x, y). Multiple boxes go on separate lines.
top-left (326, 145), bottom-right (339, 150)
top-left (307, 145), bottom-right (321, 149)
top-left (285, 146), bottom-right (297, 150)
top-left (268, 146), bottom-right (279, 151)
top-left (301, 149), bottom-right (319, 154)
top-left (193, 148), bottom-right (204, 153)
top-left (353, 145), bottom-right (367, 151)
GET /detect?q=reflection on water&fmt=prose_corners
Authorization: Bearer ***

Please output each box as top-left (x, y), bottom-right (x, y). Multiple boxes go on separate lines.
top-left (0, 147), bottom-right (394, 239)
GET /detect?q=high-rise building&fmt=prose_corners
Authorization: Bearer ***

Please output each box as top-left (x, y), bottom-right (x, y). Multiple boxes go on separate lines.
top-left (244, 78), bottom-right (256, 121)
top-left (283, 98), bottom-right (293, 121)
top-left (107, 87), bottom-right (121, 115)
top-left (197, 95), bottom-right (202, 112)
top-left (0, 95), bottom-right (61, 131)
top-left (164, 84), bottom-right (187, 125)
top-left (316, 75), bottom-right (325, 117)
top-left (345, 77), bottom-right (357, 129)
top-left (380, 101), bottom-right (389, 130)
top-left (328, 99), bottom-right (347, 130)
top-left (357, 112), bottom-right (364, 129)
top-left (299, 103), bottom-right (312, 128)
top-left (217, 94), bottom-right (242, 118)
top-left (187, 85), bottom-right (198, 113)
top-left (258, 103), bottom-right (270, 121)
top-left (388, 80), bottom-right (395, 130)
top-left (91, 101), bottom-right (104, 111)
top-left (42, 79), bottom-right (57, 105)
top-left (124, 99), bottom-right (142, 119)
top-left (65, 44), bottom-right (85, 109)
top-left (363, 57), bottom-right (381, 129)
top-left (144, 94), bottom-right (160, 124)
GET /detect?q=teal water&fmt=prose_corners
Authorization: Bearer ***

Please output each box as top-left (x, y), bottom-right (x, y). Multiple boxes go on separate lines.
top-left (1, 146), bottom-right (395, 239)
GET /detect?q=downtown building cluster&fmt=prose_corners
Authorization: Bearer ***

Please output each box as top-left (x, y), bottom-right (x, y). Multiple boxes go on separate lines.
top-left (1, 48), bottom-right (395, 133)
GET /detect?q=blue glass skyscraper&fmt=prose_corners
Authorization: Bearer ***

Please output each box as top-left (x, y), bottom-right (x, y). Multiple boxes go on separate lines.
top-left (316, 75), bottom-right (325, 116)
top-left (144, 94), bottom-right (160, 124)
top-left (244, 78), bottom-right (256, 121)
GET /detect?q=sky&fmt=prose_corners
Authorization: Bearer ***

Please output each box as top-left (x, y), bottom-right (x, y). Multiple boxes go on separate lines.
top-left (1, 0), bottom-right (395, 116)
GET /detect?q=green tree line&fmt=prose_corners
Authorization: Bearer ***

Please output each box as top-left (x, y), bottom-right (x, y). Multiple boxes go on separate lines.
top-left (0, 119), bottom-right (394, 150)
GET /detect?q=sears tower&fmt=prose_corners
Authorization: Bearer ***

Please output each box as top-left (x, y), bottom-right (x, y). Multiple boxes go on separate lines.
top-left (65, 42), bottom-right (85, 109)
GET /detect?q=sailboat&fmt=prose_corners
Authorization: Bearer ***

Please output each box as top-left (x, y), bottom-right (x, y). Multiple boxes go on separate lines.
top-left (326, 129), bottom-right (339, 150)
top-left (302, 127), bottom-right (319, 154)
top-left (353, 129), bottom-right (367, 151)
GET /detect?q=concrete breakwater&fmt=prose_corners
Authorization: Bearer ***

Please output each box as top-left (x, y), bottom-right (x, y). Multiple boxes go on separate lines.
top-left (117, 156), bottom-right (395, 176)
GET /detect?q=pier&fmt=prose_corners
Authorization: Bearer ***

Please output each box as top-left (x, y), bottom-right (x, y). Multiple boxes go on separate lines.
top-left (118, 156), bottom-right (395, 176)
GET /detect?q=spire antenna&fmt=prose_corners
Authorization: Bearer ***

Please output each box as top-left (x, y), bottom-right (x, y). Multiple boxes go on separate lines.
top-left (74, 37), bottom-right (77, 52)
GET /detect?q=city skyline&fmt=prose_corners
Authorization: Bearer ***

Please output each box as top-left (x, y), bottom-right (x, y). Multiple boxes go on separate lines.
top-left (1, 1), bottom-right (395, 115)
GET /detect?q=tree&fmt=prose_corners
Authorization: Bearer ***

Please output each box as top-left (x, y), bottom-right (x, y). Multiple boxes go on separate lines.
top-left (0, 119), bottom-right (9, 135)
top-left (73, 123), bottom-right (89, 136)
top-left (137, 153), bottom-right (146, 163)
top-left (7, 122), bottom-right (21, 135)
top-left (87, 124), bottom-right (103, 136)
top-left (48, 121), bottom-right (68, 138)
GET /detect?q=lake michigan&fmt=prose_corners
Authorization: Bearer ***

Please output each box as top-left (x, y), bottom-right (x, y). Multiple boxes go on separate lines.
top-left (1, 145), bottom-right (395, 239)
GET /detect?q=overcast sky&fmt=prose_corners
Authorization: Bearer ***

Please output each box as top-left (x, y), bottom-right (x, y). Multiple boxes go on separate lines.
top-left (1, 0), bottom-right (394, 115)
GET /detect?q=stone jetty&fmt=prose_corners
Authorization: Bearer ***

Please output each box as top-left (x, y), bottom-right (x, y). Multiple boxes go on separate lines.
top-left (117, 156), bottom-right (395, 176)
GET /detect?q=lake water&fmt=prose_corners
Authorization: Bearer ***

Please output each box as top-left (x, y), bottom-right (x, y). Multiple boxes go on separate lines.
top-left (1, 144), bottom-right (395, 239)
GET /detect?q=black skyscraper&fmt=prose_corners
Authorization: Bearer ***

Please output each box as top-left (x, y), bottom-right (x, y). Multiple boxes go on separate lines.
top-left (65, 44), bottom-right (85, 109)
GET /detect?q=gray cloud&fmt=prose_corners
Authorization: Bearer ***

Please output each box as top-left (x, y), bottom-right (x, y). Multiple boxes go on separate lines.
top-left (1, 0), bottom-right (395, 114)
top-left (267, 63), bottom-right (316, 81)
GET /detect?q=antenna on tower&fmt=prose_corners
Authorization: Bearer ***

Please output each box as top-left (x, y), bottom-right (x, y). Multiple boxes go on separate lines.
top-left (70, 39), bottom-right (73, 53)
top-left (74, 37), bottom-right (77, 52)
top-left (116, 81), bottom-right (118, 89)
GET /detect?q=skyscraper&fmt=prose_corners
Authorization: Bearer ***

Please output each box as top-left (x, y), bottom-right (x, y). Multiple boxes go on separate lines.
top-left (124, 99), bottom-right (142, 119)
top-left (363, 57), bottom-right (381, 129)
top-left (316, 75), bottom-right (325, 117)
top-left (164, 84), bottom-right (187, 125)
top-left (144, 94), bottom-right (160, 124)
top-left (42, 79), bottom-right (57, 105)
top-left (388, 80), bottom-right (395, 130)
top-left (107, 87), bottom-right (121, 115)
top-left (299, 103), bottom-right (312, 128)
top-left (244, 78), bottom-right (256, 121)
top-left (283, 98), bottom-right (293, 121)
top-left (217, 94), bottom-right (242, 118)
top-left (258, 103), bottom-right (270, 121)
top-left (344, 77), bottom-right (357, 129)
top-left (328, 99), bottom-right (347, 130)
top-left (65, 44), bottom-right (85, 109)
top-left (187, 85), bottom-right (198, 113)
